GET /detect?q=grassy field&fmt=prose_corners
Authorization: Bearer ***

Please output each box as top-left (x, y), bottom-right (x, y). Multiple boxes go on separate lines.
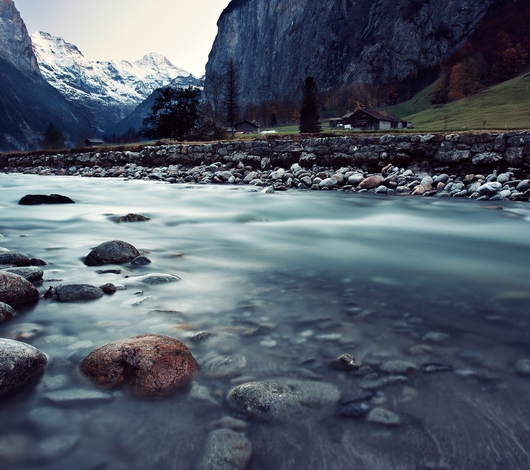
top-left (398, 73), bottom-right (530, 131)
top-left (387, 83), bottom-right (434, 119)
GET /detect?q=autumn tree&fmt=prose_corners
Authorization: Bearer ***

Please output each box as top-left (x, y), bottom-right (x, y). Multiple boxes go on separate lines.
top-left (299, 77), bottom-right (322, 134)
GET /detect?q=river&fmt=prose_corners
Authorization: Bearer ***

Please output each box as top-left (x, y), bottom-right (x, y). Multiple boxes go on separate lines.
top-left (1, 173), bottom-right (530, 470)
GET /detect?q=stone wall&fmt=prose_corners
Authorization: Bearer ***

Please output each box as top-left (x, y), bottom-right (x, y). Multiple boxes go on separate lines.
top-left (1, 132), bottom-right (529, 177)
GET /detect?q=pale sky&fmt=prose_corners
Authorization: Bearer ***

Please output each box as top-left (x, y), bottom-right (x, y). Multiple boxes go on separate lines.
top-left (14, 0), bottom-right (231, 77)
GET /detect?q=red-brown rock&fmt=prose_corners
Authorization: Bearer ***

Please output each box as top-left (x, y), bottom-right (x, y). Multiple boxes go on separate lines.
top-left (0, 272), bottom-right (39, 306)
top-left (79, 334), bottom-right (197, 398)
top-left (359, 175), bottom-right (382, 190)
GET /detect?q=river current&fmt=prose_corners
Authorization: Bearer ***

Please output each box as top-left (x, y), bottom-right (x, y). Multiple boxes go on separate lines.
top-left (1, 173), bottom-right (530, 470)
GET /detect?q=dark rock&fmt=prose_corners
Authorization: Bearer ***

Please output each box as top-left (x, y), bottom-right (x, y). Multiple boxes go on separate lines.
top-left (2, 267), bottom-right (43, 282)
top-left (0, 252), bottom-right (31, 267)
top-left (339, 401), bottom-right (371, 418)
top-left (330, 354), bottom-right (360, 371)
top-left (96, 269), bottom-right (122, 274)
top-left (18, 194), bottom-right (75, 205)
top-left (0, 338), bottom-right (47, 396)
top-left (0, 301), bottom-right (17, 323)
top-left (227, 379), bottom-right (340, 421)
top-left (84, 240), bottom-right (140, 266)
top-left (191, 331), bottom-right (218, 342)
top-left (130, 255), bottom-right (152, 266)
top-left (422, 363), bottom-right (453, 374)
top-left (114, 213), bottom-right (151, 223)
top-left (79, 334), bottom-right (197, 398)
top-left (201, 354), bottom-right (247, 378)
top-left (30, 258), bottom-right (48, 266)
top-left (198, 429), bottom-right (252, 470)
top-left (52, 284), bottom-right (104, 302)
top-left (99, 283), bottom-right (117, 294)
top-left (133, 273), bottom-right (181, 285)
top-left (0, 271), bottom-right (40, 305)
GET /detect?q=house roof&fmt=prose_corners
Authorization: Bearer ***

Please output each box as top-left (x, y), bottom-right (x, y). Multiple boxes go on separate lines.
top-left (234, 120), bottom-right (259, 128)
top-left (342, 108), bottom-right (406, 123)
top-left (84, 138), bottom-right (105, 144)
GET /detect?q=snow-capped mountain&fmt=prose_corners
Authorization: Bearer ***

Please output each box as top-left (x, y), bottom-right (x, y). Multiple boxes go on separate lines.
top-left (31, 31), bottom-right (203, 132)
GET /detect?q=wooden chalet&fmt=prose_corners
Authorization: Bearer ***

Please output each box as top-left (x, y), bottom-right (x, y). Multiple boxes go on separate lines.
top-left (84, 138), bottom-right (105, 147)
top-left (341, 109), bottom-right (411, 131)
top-left (227, 121), bottom-right (260, 134)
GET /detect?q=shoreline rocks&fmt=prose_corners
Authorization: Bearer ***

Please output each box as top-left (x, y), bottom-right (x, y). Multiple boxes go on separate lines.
top-left (0, 271), bottom-right (40, 305)
top-left (79, 334), bottom-right (197, 398)
top-left (1, 132), bottom-right (530, 202)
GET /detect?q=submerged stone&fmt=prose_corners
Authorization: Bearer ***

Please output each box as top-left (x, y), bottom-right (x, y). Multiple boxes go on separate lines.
top-left (197, 429), bottom-right (252, 470)
top-left (18, 194), bottom-right (75, 205)
top-left (52, 284), bottom-right (104, 302)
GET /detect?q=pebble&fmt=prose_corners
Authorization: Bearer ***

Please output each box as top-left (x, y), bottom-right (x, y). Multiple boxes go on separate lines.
top-left (210, 416), bottom-right (248, 432)
top-left (33, 435), bottom-right (79, 462)
top-left (5, 322), bottom-right (45, 339)
top-left (132, 273), bottom-right (181, 285)
top-left (340, 401), bottom-right (371, 418)
top-left (366, 407), bottom-right (401, 425)
top-left (188, 383), bottom-right (220, 406)
top-left (201, 354), bottom-right (247, 378)
top-left (330, 354), bottom-right (360, 371)
top-left (52, 284), bottom-right (104, 302)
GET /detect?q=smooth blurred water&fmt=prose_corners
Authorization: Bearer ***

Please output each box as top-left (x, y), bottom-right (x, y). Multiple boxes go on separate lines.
top-left (1, 174), bottom-right (530, 470)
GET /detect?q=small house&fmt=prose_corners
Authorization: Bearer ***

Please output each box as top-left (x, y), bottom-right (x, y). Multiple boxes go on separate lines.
top-left (229, 121), bottom-right (260, 134)
top-left (84, 138), bottom-right (105, 147)
top-left (341, 109), bottom-right (411, 131)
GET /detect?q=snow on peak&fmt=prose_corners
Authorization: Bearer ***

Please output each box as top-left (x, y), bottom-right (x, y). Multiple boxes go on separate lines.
top-left (30, 31), bottom-right (201, 130)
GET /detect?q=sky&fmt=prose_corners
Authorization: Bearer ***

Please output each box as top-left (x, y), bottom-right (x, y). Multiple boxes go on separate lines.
top-left (14, 0), bottom-right (231, 77)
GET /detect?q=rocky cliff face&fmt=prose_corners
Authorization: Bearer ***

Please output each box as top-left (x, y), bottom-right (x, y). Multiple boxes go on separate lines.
top-left (32, 32), bottom-right (202, 133)
top-left (0, 0), bottom-right (38, 74)
top-left (205, 0), bottom-right (504, 107)
top-left (0, 0), bottom-right (93, 151)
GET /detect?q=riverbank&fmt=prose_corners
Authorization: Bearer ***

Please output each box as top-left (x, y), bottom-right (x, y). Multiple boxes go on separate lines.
top-left (1, 132), bottom-right (530, 201)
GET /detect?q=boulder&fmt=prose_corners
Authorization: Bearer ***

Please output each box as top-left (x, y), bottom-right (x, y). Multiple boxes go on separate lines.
top-left (79, 334), bottom-right (197, 398)
top-left (18, 194), bottom-right (75, 205)
top-left (84, 240), bottom-right (140, 266)
top-left (359, 175), bottom-right (382, 190)
top-left (114, 213), bottom-right (150, 223)
top-left (0, 272), bottom-right (40, 305)
top-left (2, 267), bottom-right (43, 283)
top-left (0, 338), bottom-right (47, 396)
top-left (52, 284), bottom-right (104, 302)
top-left (227, 378), bottom-right (340, 421)
top-left (0, 253), bottom-right (31, 267)
top-left (0, 302), bottom-right (17, 323)
top-left (198, 429), bottom-right (252, 470)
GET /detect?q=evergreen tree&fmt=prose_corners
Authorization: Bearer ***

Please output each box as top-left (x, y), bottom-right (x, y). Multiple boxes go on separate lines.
top-left (223, 59), bottom-right (240, 137)
top-left (140, 86), bottom-right (201, 141)
top-left (43, 123), bottom-right (64, 150)
top-left (299, 77), bottom-right (321, 134)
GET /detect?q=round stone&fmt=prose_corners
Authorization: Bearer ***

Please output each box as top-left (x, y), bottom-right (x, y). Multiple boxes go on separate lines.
top-left (0, 271), bottom-right (40, 305)
top-left (197, 429), bottom-right (252, 470)
top-left (0, 301), bottom-right (17, 323)
top-left (52, 284), bottom-right (104, 302)
top-left (84, 240), bottom-right (140, 266)
top-left (79, 334), bottom-right (197, 398)
top-left (0, 338), bottom-right (47, 396)
top-left (2, 267), bottom-right (44, 282)
top-left (366, 407), bottom-right (401, 425)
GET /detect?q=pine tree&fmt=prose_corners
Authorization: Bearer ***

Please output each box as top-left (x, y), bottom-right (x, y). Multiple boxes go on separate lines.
top-left (223, 59), bottom-right (240, 137)
top-left (299, 77), bottom-right (321, 134)
top-left (43, 123), bottom-right (64, 150)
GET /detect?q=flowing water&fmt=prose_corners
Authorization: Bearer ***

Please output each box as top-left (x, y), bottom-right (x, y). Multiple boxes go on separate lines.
top-left (1, 173), bottom-right (530, 470)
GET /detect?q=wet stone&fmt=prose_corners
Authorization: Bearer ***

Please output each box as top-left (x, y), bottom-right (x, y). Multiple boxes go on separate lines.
top-left (84, 240), bottom-right (140, 266)
top-left (201, 354), bottom-right (247, 378)
top-left (360, 375), bottom-right (408, 390)
top-left (43, 389), bottom-right (114, 405)
top-left (0, 338), bottom-right (47, 397)
top-left (210, 416), bottom-right (249, 432)
top-left (423, 331), bottom-right (449, 343)
top-left (422, 363), bottom-right (453, 374)
top-left (0, 253), bottom-right (31, 267)
top-left (379, 360), bottom-right (418, 374)
top-left (0, 301), bottom-right (17, 323)
top-left (366, 407), bottom-right (401, 425)
top-left (33, 435), bottom-right (79, 462)
top-left (130, 255), bottom-right (152, 266)
top-left (330, 354), bottom-right (360, 371)
top-left (197, 429), bottom-right (252, 470)
top-left (18, 194), bottom-right (75, 205)
top-left (5, 322), bottom-right (45, 340)
top-left (0, 271), bottom-right (40, 305)
top-left (340, 400), bottom-right (371, 418)
top-left (80, 334), bottom-right (197, 398)
top-left (99, 283), bottom-right (117, 294)
top-left (133, 273), bottom-right (181, 285)
top-left (2, 266), bottom-right (44, 282)
top-left (52, 284), bottom-right (104, 302)
top-left (190, 331), bottom-right (218, 342)
top-left (114, 213), bottom-right (150, 223)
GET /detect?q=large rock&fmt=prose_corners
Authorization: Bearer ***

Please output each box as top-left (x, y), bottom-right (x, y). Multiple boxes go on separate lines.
top-left (198, 429), bottom-right (252, 470)
top-left (84, 240), bottom-right (140, 266)
top-left (79, 334), bottom-right (197, 398)
top-left (0, 271), bottom-right (40, 305)
top-left (0, 338), bottom-right (47, 396)
top-left (227, 378), bottom-right (340, 421)
top-left (0, 253), bottom-right (31, 267)
top-left (18, 194), bottom-right (75, 205)
top-left (0, 301), bottom-right (17, 323)
top-left (52, 284), bottom-right (104, 302)
top-left (2, 267), bottom-right (44, 282)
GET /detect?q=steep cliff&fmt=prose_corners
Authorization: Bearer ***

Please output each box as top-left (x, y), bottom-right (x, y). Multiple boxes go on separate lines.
top-left (205, 0), bottom-right (506, 108)
top-left (0, 0), bottom-right (93, 151)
